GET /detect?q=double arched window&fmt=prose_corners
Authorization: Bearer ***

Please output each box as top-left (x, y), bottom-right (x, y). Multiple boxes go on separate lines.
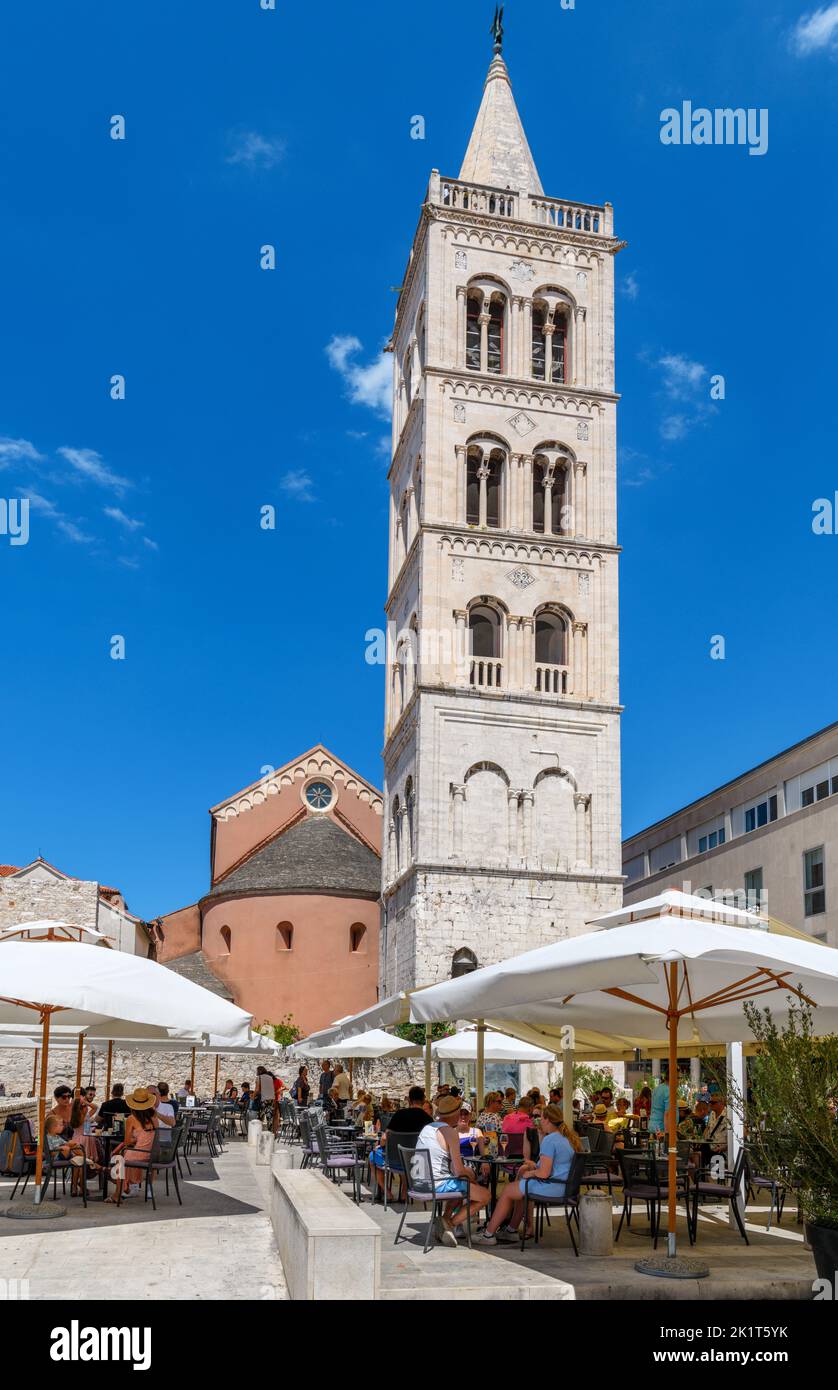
top-left (465, 281), bottom-right (507, 375)
top-left (465, 435), bottom-right (506, 529)
top-left (532, 444), bottom-right (572, 537)
top-left (531, 289), bottom-right (573, 383)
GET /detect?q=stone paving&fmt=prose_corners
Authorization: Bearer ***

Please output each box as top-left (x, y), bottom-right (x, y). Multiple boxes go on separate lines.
top-left (0, 1138), bottom-right (287, 1301)
top-left (367, 1189), bottom-right (816, 1301)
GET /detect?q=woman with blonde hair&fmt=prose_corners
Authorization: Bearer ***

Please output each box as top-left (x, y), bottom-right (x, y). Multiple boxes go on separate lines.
top-left (481, 1103), bottom-right (583, 1244)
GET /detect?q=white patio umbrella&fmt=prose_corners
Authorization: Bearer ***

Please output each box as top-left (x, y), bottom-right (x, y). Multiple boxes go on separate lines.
top-left (0, 939), bottom-right (253, 1200)
top-left (409, 890), bottom-right (838, 1272)
top-left (0, 920), bottom-right (112, 946)
top-left (293, 1027), bottom-right (421, 1060)
top-left (431, 1027), bottom-right (554, 1063)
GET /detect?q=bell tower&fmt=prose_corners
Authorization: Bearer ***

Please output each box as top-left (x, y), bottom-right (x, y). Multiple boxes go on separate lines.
top-left (381, 21), bottom-right (624, 994)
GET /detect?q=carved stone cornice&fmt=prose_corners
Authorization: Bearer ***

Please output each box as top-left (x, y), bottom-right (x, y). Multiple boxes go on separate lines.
top-left (432, 367), bottom-right (619, 408)
top-left (431, 525), bottom-right (619, 562)
top-left (429, 203), bottom-right (623, 259)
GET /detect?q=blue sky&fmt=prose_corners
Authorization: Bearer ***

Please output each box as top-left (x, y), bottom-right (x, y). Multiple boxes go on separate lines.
top-left (1, 1), bottom-right (837, 918)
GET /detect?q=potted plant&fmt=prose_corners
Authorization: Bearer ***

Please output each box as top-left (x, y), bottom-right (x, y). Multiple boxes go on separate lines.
top-left (741, 999), bottom-right (838, 1281)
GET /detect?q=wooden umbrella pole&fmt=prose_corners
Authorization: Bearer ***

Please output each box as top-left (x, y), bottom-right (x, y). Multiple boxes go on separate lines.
top-left (75, 1032), bottom-right (84, 1091)
top-left (106, 1040), bottom-right (113, 1096)
top-left (191, 1046), bottom-right (196, 1093)
top-left (34, 1009), bottom-right (52, 1202)
top-left (424, 1023), bottom-right (432, 1102)
top-left (32, 1047), bottom-right (39, 1095)
top-left (214, 1054), bottom-right (219, 1098)
top-left (667, 961), bottom-right (679, 1258)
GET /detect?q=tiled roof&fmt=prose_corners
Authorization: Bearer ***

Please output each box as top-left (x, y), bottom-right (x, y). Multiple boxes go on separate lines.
top-left (0, 866), bottom-right (19, 877)
top-left (209, 814), bottom-right (381, 901)
top-left (163, 951), bottom-right (233, 1000)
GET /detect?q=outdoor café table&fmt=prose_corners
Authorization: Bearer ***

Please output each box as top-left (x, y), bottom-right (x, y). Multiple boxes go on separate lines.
top-left (463, 1150), bottom-right (523, 1215)
top-left (96, 1130), bottom-right (124, 1200)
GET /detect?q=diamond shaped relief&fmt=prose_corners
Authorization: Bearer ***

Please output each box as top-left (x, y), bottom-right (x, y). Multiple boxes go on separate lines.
top-left (508, 411), bottom-right (536, 437)
top-left (509, 567), bottom-right (536, 590)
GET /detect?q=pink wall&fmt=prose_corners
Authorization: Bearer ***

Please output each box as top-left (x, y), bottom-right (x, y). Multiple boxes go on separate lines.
top-left (212, 785), bottom-right (382, 883)
top-left (156, 903), bottom-right (201, 961)
top-left (201, 893), bottom-right (380, 1035)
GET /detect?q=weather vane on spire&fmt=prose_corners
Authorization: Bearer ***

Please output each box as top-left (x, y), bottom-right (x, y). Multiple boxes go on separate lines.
top-left (490, 4), bottom-right (504, 54)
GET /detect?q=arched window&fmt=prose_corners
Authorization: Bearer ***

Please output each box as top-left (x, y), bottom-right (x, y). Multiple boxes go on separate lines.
top-left (276, 922), bottom-right (293, 951)
top-left (404, 775), bottom-right (415, 856)
top-left (391, 795), bottom-right (401, 874)
top-left (535, 610), bottom-right (569, 693)
top-left (531, 294), bottom-right (570, 383)
top-left (452, 946), bottom-right (478, 978)
top-left (220, 925), bottom-right (231, 953)
top-left (468, 603), bottom-right (503, 688)
top-left (465, 284), bottom-right (507, 374)
top-left (532, 458), bottom-right (568, 534)
top-left (350, 923), bottom-right (367, 953)
top-left (465, 439), bottom-right (505, 528)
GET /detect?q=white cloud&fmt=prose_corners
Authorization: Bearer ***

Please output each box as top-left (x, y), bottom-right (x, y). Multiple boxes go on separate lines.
top-left (280, 469), bottom-right (315, 503)
top-left (791, 4), bottom-right (838, 55)
top-left (104, 505), bottom-right (143, 531)
top-left (0, 436), bottom-right (44, 467)
top-left (142, 536), bottom-right (159, 551)
top-left (660, 414), bottom-right (689, 442)
top-left (23, 489), bottom-right (92, 544)
top-left (658, 353), bottom-right (706, 399)
top-left (58, 446), bottom-right (131, 493)
top-left (225, 130), bottom-right (286, 169)
top-left (326, 335), bottom-right (391, 416)
top-left (621, 273), bottom-right (639, 301)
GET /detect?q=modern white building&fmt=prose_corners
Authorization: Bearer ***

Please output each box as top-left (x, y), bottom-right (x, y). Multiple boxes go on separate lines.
top-left (623, 720), bottom-right (838, 947)
top-left (380, 26), bottom-right (625, 994)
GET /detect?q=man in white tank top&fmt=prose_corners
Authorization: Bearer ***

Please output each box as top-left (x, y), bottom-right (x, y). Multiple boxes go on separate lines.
top-left (415, 1094), bottom-right (490, 1246)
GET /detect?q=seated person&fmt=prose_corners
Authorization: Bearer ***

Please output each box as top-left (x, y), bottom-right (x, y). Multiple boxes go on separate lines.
top-left (371, 1086), bottom-right (431, 1200)
top-left (606, 1096), bottom-right (632, 1132)
top-left (44, 1114), bottom-right (88, 1193)
top-left (322, 1086), bottom-right (340, 1120)
top-left (475, 1091), bottom-right (504, 1136)
top-left (591, 1103), bottom-right (609, 1126)
top-left (678, 1098), bottom-right (709, 1140)
top-left (96, 1083), bottom-right (130, 1129)
top-left (482, 1105), bottom-right (583, 1244)
top-left (415, 1095), bottom-right (490, 1244)
top-left (501, 1096), bottom-right (535, 1135)
top-left (599, 1088), bottom-right (617, 1121)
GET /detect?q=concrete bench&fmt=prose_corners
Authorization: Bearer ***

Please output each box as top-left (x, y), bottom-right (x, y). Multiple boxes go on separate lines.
top-left (270, 1162), bottom-right (381, 1301)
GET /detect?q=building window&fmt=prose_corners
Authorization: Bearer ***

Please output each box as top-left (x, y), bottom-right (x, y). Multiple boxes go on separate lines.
top-left (468, 603), bottom-right (503, 688)
top-left (350, 923), bottom-right (367, 953)
top-left (744, 867), bottom-right (763, 910)
top-left (305, 780), bottom-right (334, 812)
top-left (465, 288), bottom-right (506, 374)
top-left (744, 795), bottom-right (778, 833)
top-left (220, 926), bottom-right (231, 953)
top-left (465, 442), bottom-right (505, 529)
top-left (276, 922), bottom-right (293, 950)
top-left (487, 299), bottom-right (504, 374)
top-left (804, 847), bottom-right (825, 916)
top-left (802, 778), bottom-right (832, 808)
top-left (466, 294), bottom-right (481, 371)
top-left (532, 458), bottom-right (567, 535)
top-left (452, 947), bottom-right (478, 977)
top-left (531, 303), bottom-right (568, 382)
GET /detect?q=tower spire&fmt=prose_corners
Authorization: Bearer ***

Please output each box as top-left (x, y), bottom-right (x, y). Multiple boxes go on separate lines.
top-left (459, 11), bottom-right (543, 196)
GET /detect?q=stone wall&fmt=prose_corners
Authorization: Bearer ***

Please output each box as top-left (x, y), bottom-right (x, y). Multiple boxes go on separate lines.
top-left (0, 875), bottom-right (99, 931)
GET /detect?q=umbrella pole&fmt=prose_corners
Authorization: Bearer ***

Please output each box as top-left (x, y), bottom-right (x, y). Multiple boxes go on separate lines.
top-left (32, 1047), bottom-right (39, 1096)
top-left (191, 1046), bottom-right (196, 1093)
top-left (562, 1046), bottom-right (574, 1131)
top-left (75, 1033), bottom-right (84, 1092)
top-left (476, 1019), bottom-right (485, 1113)
top-left (106, 1040), bottom-right (113, 1097)
top-left (214, 1054), bottom-right (219, 1098)
top-left (667, 961), bottom-right (678, 1259)
top-left (34, 1009), bottom-right (52, 1204)
top-left (424, 1024), bottom-right (432, 1101)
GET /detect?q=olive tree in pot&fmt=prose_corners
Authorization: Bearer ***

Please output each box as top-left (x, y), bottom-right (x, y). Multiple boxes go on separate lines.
top-left (741, 999), bottom-right (838, 1281)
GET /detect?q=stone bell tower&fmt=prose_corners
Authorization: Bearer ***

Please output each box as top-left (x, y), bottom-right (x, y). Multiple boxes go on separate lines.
top-left (380, 21), bottom-right (624, 995)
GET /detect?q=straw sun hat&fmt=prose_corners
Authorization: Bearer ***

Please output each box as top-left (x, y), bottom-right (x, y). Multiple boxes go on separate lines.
top-left (125, 1087), bottom-right (156, 1111)
top-left (434, 1093), bottom-right (463, 1117)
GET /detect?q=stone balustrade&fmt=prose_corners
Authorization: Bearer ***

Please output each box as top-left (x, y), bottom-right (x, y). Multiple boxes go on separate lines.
top-left (535, 662), bottom-right (569, 695)
top-left (431, 174), bottom-right (613, 237)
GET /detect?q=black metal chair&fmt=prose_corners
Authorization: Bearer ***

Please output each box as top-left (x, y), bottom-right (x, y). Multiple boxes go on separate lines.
top-left (393, 1144), bottom-right (473, 1254)
top-left (10, 1134), bottom-right (88, 1207)
top-left (381, 1128), bottom-right (419, 1211)
top-left (743, 1148), bottom-right (786, 1230)
top-left (692, 1147), bottom-right (749, 1244)
top-left (315, 1123), bottom-right (366, 1202)
top-left (616, 1150), bottom-right (694, 1249)
top-left (520, 1151), bottom-right (588, 1255)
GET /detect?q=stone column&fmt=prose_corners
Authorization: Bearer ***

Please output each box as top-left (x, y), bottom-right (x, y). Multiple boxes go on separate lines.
top-left (451, 784), bottom-right (466, 856)
top-left (522, 299), bottom-right (533, 377)
top-left (572, 620), bottom-right (588, 698)
top-left (574, 792), bottom-right (592, 868)
top-left (574, 306), bottom-right (587, 386)
top-left (507, 790), bottom-right (520, 861)
top-left (453, 609), bottom-right (469, 685)
top-left (456, 286), bottom-right (467, 369)
top-left (455, 444), bottom-right (467, 525)
top-left (477, 456), bottom-right (489, 528)
top-left (509, 297), bottom-right (522, 376)
top-left (507, 454), bottom-right (520, 529)
top-left (520, 616), bottom-right (535, 691)
top-left (522, 455), bottom-right (533, 531)
top-left (521, 790), bottom-right (534, 860)
top-left (574, 462), bottom-right (587, 538)
top-left (544, 323), bottom-right (556, 385)
top-left (478, 312), bottom-right (490, 374)
top-left (690, 1057), bottom-right (701, 1090)
top-left (542, 472), bottom-right (553, 537)
top-left (505, 615), bottom-right (518, 689)
top-left (405, 484), bottom-right (417, 545)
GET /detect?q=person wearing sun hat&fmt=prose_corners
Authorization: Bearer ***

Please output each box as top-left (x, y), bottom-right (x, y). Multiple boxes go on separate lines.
top-left (106, 1087), bottom-right (165, 1204)
top-left (415, 1093), bottom-right (490, 1246)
